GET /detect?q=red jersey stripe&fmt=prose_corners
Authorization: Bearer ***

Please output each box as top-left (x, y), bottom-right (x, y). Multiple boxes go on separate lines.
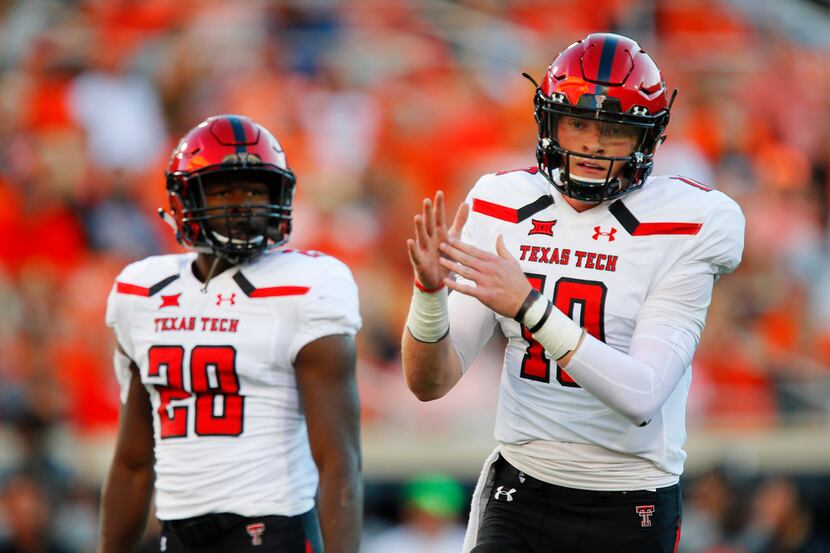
top-left (671, 175), bottom-right (713, 191)
top-left (250, 286), bottom-right (310, 298)
top-left (116, 282), bottom-right (151, 296)
top-left (472, 198), bottom-right (519, 223)
top-left (672, 518), bottom-right (682, 553)
top-left (632, 222), bottom-right (702, 236)
top-left (494, 166), bottom-right (538, 176)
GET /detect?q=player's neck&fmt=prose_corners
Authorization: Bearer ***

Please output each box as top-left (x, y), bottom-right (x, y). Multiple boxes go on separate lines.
top-left (192, 254), bottom-right (235, 283)
top-left (562, 195), bottom-right (602, 213)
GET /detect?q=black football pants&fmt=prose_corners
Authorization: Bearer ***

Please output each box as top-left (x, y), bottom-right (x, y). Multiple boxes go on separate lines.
top-left (159, 509), bottom-right (322, 552)
top-left (471, 456), bottom-right (682, 553)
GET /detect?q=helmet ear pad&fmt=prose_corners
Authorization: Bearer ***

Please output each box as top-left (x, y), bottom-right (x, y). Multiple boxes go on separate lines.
top-left (164, 174), bottom-right (201, 248)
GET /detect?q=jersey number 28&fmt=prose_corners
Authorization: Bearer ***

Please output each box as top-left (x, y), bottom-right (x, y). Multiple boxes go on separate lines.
top-left (147, 345), bottom-right (243, 439)
top-left (520, 274), bottom-right (607, 387)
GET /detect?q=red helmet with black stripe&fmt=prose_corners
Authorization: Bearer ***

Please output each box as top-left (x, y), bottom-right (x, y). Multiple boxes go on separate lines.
top-left (533, 33), bottom-right (675, 202)
top-left (160, 114), bottom-right (296, 263)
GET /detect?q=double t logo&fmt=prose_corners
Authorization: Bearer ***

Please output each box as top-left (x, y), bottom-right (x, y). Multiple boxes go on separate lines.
top-left (635, 505), bottom-right (655, 527)
top-left (246, 522), bottom-right (265, 546)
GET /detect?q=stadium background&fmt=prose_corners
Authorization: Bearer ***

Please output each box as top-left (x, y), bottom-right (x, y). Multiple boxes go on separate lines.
top-left (0, 0), bottom-right (829, 551)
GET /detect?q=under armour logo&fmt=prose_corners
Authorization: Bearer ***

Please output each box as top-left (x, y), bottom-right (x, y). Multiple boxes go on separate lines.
top-left (595, 95), bottom-right (606, 109)
top-left (246, 522), bottom-right (265, 546)
top-left (159, 293), bottom-right (181, 309)
top-left (636, 505), bottom-right (655, 527)
top-left (631, 105), bottom-right (649, 116)
top-left (216, 293), bottom-right (236, 306)
top-left (529, 219), bottom-right (556, 237)
top-left (593, 226), bottom-right (617, 241)
top-left (551, 92), bottom-right (566, 104)
top-left (494, 486), bottom-right (516, 501)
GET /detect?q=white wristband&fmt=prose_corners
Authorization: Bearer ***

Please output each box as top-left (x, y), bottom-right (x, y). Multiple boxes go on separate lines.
top-left (529, 302), bottom-right (584, 360)
top-left (522, 294), bottom-right (549, 329)
top-left (406, 286), bottom-right (450, 343)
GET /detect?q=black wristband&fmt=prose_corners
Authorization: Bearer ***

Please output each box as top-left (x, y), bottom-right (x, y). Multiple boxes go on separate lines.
top-left (407, 326), bottom-right (451, 344)
top-left (528, 300), bottom-right (553, 333)
top-left (513, 289), bottom-right (542, 323)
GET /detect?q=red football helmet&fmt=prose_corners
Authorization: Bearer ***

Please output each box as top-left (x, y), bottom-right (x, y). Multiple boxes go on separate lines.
top-left (532, 33), bottom-right (675, 201)
top-left (161, 114), bottom-right (296, 263)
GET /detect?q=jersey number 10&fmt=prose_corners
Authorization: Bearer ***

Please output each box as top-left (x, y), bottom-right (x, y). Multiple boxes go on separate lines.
top-left (148, 345), bottom-right (243, 439)
top-left (520, 274), bottom-right (607, 387)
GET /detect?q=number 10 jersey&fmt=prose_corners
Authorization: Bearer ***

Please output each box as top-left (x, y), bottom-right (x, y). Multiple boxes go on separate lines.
top-left (448, 168), bottom-right (744, 477)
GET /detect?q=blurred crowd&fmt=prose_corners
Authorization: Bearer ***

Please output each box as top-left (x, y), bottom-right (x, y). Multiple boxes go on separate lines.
top-left (0, 0), bottom-right (829, 551)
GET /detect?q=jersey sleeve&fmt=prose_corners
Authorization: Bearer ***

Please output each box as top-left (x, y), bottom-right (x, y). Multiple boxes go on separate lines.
top-left (288, 259), bottom-right (362, 363)
top-left (112, 349), bottom-right (134, 405)
top-left (105, 276), bottom-right (137, 403)
top-left (447, 184), bottom-right (498, 373)
top-left (448, 290), bottom-right (497, 374)
top-left (633, 196), bottom-right (745, 365)
top-left (689, 197), bottom-right (745, 278)
top-left (105, 277), bottom-right (137, 359)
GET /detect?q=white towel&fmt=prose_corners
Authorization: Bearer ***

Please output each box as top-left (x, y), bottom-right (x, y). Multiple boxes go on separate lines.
top-left (462, 447), bottom-right (501, 553)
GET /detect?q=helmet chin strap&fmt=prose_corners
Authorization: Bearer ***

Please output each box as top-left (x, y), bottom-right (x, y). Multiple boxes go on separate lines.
top-left (567, 173), bottom-right (612, 185)
top-left (201, 256), bottom-right (221, 294)
top-left (554, 168), bottom-right (619, 188)
top-left (158, 208), bottom-right (178, 231)
top-left (210, 230), bottom-right (265, 246)
top-left (199, 231), bottom-right (266, 293)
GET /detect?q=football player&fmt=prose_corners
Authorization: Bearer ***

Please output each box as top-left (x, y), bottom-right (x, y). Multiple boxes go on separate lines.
top-left (402, 33), bottom-right (745, 553)
top-left (98, 115), bottom-right (362, 553)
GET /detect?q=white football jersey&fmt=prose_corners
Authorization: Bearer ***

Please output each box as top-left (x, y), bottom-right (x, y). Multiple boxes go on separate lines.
top-left (449, 168), bottom-right (744, 476)
top-left (105, 249), bottom-right (361, 520)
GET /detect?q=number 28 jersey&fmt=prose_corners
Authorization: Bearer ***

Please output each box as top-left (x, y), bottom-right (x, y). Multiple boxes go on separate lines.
top-left (449, 168), bottom-right (744, 476)
top-left (105, 249), bottom-right (361, 520)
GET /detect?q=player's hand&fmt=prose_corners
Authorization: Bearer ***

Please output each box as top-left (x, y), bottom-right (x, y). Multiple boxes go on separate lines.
top-left (406, 191), bottom-right (470, 290)
top-left (438, 234), bottom-right (532, 318)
